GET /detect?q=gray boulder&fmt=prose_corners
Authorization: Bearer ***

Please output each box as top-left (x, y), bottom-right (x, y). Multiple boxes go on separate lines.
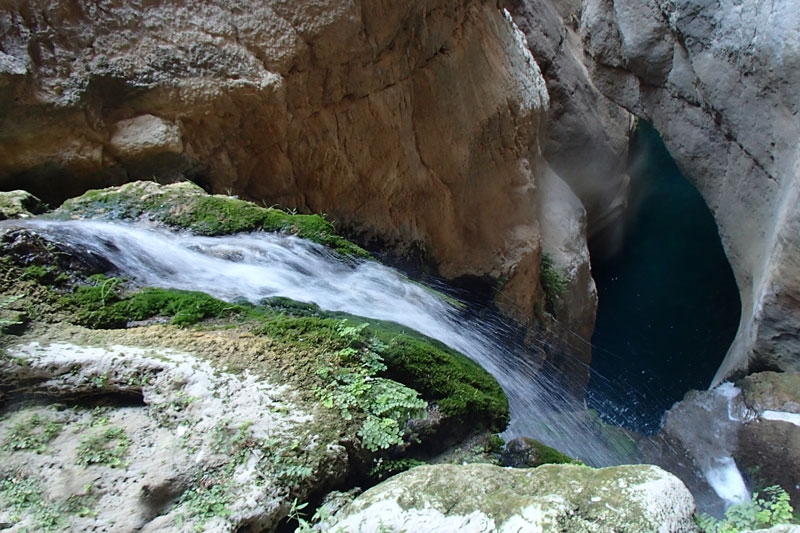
top-left (324, 462), bottom-right (699, 532)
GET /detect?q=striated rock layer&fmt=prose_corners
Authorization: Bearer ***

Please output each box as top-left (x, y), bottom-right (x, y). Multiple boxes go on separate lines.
top-left (580, 0), bottom-right (800, 379)
top-left (0, 0), bottom-right (571, 324)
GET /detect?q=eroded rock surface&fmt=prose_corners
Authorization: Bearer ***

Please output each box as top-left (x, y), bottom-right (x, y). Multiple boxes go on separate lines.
top-left (323, 462), bottom-right (699, 532)
top-left (506, 0), bottom-right (633, 240)
top-left (580, 0), bottom-right (800, 379)
top-left (0, 338), bottom-right (345, 532)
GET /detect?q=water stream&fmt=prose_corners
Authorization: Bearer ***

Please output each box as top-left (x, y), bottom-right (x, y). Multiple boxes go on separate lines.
top-left (6, 218), bottom-right (635, 466)
top-left (2, 217), bottom-right (746, 511)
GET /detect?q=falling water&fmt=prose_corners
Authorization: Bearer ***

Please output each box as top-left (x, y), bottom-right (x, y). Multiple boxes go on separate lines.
top-left (4, 218), bottom-right (637, 466)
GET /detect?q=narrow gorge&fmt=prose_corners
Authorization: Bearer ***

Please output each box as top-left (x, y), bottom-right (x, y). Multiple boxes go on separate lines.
top-left (0, 0), bottom-right (798, 531)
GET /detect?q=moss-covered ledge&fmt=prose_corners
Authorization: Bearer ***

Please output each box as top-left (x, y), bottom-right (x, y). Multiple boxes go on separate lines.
top-left (59, 278), bottom-right (509, 437)
top-left (50, 181), bottom-right (370, 258)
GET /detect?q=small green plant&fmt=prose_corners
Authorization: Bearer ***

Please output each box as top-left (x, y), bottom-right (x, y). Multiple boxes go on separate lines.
top-left (0, 474), bottom-right (63, 530)
top-left (315, 321), bottom-right (427, 452)
top-left (76, 426), bottom-right (131, 467)
top-left (287, 498), bottom-right (338, 533)
top-left (176, 481), bottom-right (233, 531)
top-left (540, 253), bottom-right (567, 303)
top-left (695, 485), bottom-right (795, 532)
top-left (369, 457), bottom-right (427, 480)
top-left (3, 413), bottom-right (64, 453)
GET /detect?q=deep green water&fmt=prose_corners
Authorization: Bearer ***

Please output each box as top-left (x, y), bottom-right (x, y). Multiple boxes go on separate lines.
top-left (587, 122), bottom-right (741, 433)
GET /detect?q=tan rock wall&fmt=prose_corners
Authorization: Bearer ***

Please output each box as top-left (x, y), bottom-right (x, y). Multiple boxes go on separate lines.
top-left (0, 0), bottom-right (555, 318)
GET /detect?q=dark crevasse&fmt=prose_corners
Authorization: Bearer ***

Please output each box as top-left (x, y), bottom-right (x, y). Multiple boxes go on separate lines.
top-left (587, 121), bottom-right (741, 434)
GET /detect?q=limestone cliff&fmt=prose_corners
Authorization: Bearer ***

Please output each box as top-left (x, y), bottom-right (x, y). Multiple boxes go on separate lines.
top-left (580, 0), bottom-right (800, 379)
top-left (0, 0), bottom-right (562, 323)
top-left (505, 0), bottom-right (633, 242)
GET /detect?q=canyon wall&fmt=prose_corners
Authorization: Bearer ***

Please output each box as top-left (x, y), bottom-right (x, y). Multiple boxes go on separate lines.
top-left (0, 1), bottom-right (545, 317)
top-left (0, 0), bottom-right (601, 354)
top-left (580, 0), bottom-right (800, 380)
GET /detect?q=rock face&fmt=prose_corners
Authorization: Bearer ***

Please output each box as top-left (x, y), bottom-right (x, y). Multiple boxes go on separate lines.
top-left (324, 463), bottom-right (699, 532)
top-left (505, 0), bottom-right (633, 241)
top-left (737, 372), bottom-right (800, 505)
top-left (653, 375), bottom-right (800, 511)
top-left (0, 0), bottom-right (563, 321)
top-left (0, 339), bottom-right (346, 532)
top-left (580, 0), bottom-right (800, 379)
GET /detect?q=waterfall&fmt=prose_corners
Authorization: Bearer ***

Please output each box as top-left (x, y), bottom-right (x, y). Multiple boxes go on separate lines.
top-left (3, 218), bottom-right (758, 513)
top-left (4, 218), bottom-right (637, 466)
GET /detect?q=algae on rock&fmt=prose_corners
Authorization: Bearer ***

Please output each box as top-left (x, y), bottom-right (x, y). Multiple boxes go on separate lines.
top-left (322, 463), bottom-right (699, 532)
top-left (52, 181), bottom-right (370, 258)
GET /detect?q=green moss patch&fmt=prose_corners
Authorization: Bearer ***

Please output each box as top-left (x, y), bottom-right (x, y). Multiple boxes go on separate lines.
top-left (251, 304), bottom-right (509, 432)
top-left (61, 278), bottom-right (508, 435)
top-left (65, 276), bottom-right (242, 329)
top-left (52, 181), bottom-right (369, 258)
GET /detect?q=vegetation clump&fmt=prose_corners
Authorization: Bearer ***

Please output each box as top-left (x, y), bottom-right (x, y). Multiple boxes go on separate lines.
top-left (695, 485), bottom-right (796, 532)
top-left (76, 425), bottom-right (131, 468)
top-left (251, 307), bottom-right (508, 433)
top-left (52, 181), bottom-right (370, 258)
top-left (66, 276), bottom-right (239, 328)
top-left (314, 321), bottom-right (428, 452)
top-left (540, 253), bottom-right (567, 304)
top-left (3, 413), bottom-right (64, 453)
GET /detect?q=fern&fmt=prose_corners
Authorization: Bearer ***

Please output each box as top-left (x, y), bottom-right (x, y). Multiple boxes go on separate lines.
top-left (695, 485), bottom-right (795, 533)
top-left (316, 321), bottom-right (427, 451)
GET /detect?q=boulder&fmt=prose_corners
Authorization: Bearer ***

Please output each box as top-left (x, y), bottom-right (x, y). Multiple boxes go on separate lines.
top-left (737, 372), bottom-right (800, 504)
top-left (0, 190), bottom-right (47, 220)
top-left (324, 462), bottom-right (699, 532)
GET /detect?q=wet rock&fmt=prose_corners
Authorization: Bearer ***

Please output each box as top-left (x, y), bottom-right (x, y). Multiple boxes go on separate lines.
top-left (737, 372), bottom-right (800, 503)
top-left (500, 436), bottom-right (577, 468)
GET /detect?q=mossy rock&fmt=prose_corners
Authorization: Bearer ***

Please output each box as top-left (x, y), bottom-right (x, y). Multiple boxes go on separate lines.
top-left (51, 181), bottom-right (369, 258)
top-left (62, 279), bottom-right (509, 435)
top-left (500, 436), bottom-right (580, 468)
top-left (323, 463), bottom-right (698, 531)
top-left (67, 278), bottom-right (239, 328)
top-left (0, 190), bottom-right (48, 220)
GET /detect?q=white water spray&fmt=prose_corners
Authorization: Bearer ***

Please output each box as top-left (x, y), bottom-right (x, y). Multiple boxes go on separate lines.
top-left (4, 218), bottom-right (634, 466)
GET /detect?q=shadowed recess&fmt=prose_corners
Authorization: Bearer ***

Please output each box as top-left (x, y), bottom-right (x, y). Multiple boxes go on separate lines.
top-left (587, 121), bottom-right (741, 433)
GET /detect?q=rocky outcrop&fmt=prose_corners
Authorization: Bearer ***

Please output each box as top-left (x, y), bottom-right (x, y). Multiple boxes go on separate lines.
top-left (737, 372), bottom-right (800, 505)
top-left (0, 0), bottom-right (562, 321)
top-left (0, 190), bottom-right (47, 220)
top-left (580, 0), bottom-right (800, 379)
top-left (323, 462), bottom-right (699, 532)
top-left (653, 374), bottom-right (800, 511)
top-left (505, 0), bottom-right (633, 241)
top-left (0, 339), bottom-right (346, 532)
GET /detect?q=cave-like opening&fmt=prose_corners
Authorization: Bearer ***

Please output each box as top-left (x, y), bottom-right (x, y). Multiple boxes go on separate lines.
top-left (587, 121), bottom-right (741, 433)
